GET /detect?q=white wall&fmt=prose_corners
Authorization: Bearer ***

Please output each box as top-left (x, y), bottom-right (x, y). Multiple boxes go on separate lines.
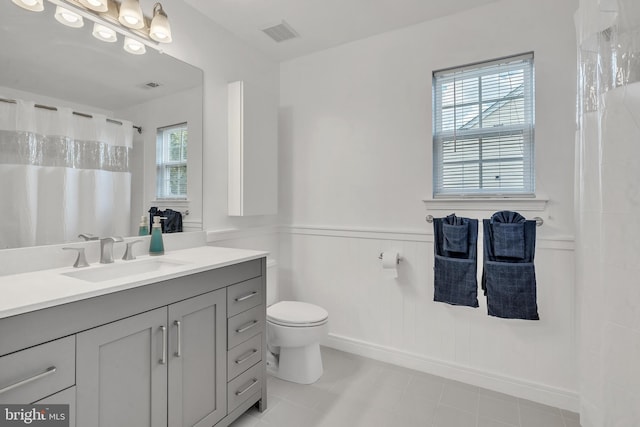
top-left (117, 87), bottom-right (204, 235)
top-left (158, 0), bottom-right (281, 255)
top-left (0, 87), bottom-right (114, 116)
top-left (279, 0), bottom-right (578, 409)
top-left (161, 0), bottom-right (280, 236)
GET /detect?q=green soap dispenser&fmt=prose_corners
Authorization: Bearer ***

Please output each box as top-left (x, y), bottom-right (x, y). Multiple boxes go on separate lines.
top-left (138, 215), bottom-right (149, 236)
top-left (149, 216), bottom-right (164, 255)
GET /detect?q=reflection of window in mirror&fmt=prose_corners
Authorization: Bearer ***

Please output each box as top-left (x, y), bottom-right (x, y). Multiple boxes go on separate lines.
top-left (156, 123), bottom-right (188, 199)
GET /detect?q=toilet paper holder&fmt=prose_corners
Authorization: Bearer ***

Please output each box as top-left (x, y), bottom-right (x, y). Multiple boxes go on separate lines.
top-left (378, 253), bottom-right (402, 264)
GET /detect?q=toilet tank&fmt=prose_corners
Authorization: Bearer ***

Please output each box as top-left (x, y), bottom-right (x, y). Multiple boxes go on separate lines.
top-left (266, 259), bottom-right (278, 306)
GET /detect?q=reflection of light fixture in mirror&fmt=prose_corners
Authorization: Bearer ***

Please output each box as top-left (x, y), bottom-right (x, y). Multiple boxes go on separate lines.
top-left (11, 0), bottom-right (172, 54)
top-left (11, 0), bottom-right (44, 12)
top-left (118, 0), bottom-right (144, 29)
top-left (123, 36), bottom-right (146, 55)
top-left (149, 3), bottom-right (172, 43)
top-left (54, 5), bottom-right (84, 27)
top-left (78, 0), bottom-right (107, 13)
top-left (92, 23), bottom-right (117, 42)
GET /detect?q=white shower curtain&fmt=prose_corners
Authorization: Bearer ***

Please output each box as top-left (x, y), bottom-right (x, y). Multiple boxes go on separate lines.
top-left (575, 1), bottom-right (640, 426)
top-left (0, 99), bottom-right (132, 249)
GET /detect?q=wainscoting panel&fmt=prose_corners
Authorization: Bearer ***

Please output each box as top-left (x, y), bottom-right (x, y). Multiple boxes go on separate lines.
top-left (279, 226), bottom-right (578, 410)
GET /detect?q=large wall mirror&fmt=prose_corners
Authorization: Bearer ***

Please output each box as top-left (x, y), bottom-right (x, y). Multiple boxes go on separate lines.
top-left (0, 0), bottom-right (204, 250)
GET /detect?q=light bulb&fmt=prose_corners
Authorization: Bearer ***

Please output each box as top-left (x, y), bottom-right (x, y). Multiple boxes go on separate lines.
top-left (149, 3), bottom-right (172, 43)
top-left (92, 23), bottom-right (117, 43)
top-left (11, 0), bottom-right (44, 12)
top-left (124, 37), bottom-right (146, 55)
top-left (54, 6), bottom-right (84, 28)
top-left (118, 0), bottom-right (144, 29)
top-left (79, 0), bottom-right (108, 12)
top-left (123, 15), bottom-right (139, 26)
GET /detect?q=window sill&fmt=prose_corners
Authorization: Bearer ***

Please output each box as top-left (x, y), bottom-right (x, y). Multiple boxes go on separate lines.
top-left (422, 195), bottom-right (548, 212)
top-left (152, 199), bottom-right (190, 206)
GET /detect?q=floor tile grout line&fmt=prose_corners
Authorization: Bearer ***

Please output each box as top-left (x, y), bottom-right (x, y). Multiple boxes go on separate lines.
top-left (475, 388), bottom-right (481, 427)
top-left (431, 379), bottom-right (445, 427)
top-left (517, 398), bottom-right (523, 427)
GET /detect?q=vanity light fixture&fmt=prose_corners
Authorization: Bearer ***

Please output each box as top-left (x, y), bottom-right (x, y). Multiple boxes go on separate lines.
top-left (54, 5), bottom-right (84, 27)
top-left (92, 23), bottom-right (117, 42)
top-left (11, 0), bottom-right (44, 12)
top-left (11, 0), bottom-right (173, 55)
top-left (149, 3), bottom-right (172, 43)
top-left (118, 0), bottom-right (144, 29)
top-left (123, 36), bottom-right (146, 55)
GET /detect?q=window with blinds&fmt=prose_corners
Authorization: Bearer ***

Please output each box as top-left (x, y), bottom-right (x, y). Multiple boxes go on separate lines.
top-left (432, 53), bottom-right (535, 197)
top-left (156, 123), bottom-right (188, 199)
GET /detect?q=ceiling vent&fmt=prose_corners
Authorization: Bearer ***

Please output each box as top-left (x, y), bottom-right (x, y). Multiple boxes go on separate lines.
top-left (261, 20), bottom-right (299, 43)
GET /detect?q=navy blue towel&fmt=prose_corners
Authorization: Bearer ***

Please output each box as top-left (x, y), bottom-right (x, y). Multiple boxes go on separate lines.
top-left (443, 223), bottom-right (469, 254)
top-left (149, 207), bottom-right (183, 233)
top-left (482, 211), bottom-right (538, 320)
top-left (433, 214), bottom-right (479, 308)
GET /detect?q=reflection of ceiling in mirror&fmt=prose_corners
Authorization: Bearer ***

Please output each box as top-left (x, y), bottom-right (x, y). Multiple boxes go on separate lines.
top-left (0, 1), bottom-right (203, 111)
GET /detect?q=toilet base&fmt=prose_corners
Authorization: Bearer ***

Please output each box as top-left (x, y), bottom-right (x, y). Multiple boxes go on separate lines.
top-left (268, 343), bottom-right (323, 384)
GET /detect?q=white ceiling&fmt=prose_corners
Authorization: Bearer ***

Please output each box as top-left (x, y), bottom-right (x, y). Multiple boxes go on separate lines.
top-left (184, 0), bottom-right (502, 62)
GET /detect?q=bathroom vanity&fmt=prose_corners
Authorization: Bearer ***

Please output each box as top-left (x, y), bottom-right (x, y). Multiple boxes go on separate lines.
top-left (0, 246), bottom-right (267, 427)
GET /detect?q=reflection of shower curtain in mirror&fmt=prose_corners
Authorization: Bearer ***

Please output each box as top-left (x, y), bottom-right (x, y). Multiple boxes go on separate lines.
top-left (0, 99), bottom-right (132, 249)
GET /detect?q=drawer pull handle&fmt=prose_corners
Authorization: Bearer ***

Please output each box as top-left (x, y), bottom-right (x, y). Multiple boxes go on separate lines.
top-left (0, 366), bottom-right (57, 395)
top-left (235, 378), bottom-right (258, 396)
top-left (160, 325), bottom-right (167, 365)
top-left (235, 349), bottom-right (258, 365)
top-left (174, 320), bottom-right (182, 358)
top-left (235, 320), bottom-right (258, 334)
top-left (235, 292), bottom-right (258, 302)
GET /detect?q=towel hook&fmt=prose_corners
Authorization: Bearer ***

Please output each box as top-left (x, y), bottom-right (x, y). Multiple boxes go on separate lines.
top-left (533, 216), bottom-right (543, 227)
top-left (425, 215), bottom-right (434, 223)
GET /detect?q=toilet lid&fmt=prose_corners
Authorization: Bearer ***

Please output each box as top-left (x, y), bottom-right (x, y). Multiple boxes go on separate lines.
top-left (267, 301), bottom-right (328, 327)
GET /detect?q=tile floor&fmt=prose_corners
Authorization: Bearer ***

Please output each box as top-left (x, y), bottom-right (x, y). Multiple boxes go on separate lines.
top-left (230, 347), bottom-right (580, 427)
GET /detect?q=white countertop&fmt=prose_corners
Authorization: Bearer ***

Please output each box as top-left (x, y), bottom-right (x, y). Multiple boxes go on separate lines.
top-left (0, 246), bottom-right (268, 320)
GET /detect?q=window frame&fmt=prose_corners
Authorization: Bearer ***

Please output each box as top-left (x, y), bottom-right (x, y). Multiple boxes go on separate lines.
top-left (432, 52), bottom-right (535, 198)
top-left (156, 122), bottom-right (188, 200)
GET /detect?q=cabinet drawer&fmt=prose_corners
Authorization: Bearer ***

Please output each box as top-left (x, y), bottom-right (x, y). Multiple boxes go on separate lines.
top-left (227, 277), bottom-right (263, 317)
top-left (0, 336), bottom-right (75, 404)
top-left (227, 305), bottom-right (264, 349)
top-left (227, 334), bottom-right (262, 381)
top-left (33, 386), bottom-right (76, 427)
top-left (227, 362), bottom-right (262, 413)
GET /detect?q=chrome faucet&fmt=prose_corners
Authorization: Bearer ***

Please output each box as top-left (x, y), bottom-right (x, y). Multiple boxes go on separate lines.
top-left (100, 236), bottom-right (124, 264)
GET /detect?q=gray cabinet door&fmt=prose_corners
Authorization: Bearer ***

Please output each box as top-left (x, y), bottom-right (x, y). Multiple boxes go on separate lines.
top-left (76, 308), bottom-right (168, 427)
top-left (168, 289), bottom-right (227, 427)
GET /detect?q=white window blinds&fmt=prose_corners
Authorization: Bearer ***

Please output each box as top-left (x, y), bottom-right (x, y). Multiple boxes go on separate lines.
top-left (156, 123), bottom-right (188, 199)
top-left (433, 53), bottom-right (535, 196)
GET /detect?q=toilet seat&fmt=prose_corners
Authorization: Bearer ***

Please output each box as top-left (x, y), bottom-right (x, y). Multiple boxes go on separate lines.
top-left (267, 301), bottom-right (328, 328)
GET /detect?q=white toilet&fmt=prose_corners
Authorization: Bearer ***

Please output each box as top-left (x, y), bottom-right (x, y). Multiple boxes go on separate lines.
top-left (266, 260), bottom-right (329, 384)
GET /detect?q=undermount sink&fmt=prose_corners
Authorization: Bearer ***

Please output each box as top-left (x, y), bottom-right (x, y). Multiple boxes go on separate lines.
top-left (63, 258), bottom-right (188, 283)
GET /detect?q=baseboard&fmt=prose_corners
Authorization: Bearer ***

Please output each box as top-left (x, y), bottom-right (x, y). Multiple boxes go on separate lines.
top-left (324, 333), bottom-right (579, 412)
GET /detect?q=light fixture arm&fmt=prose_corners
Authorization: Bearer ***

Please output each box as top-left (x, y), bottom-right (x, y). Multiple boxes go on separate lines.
top-left (153, 3), bottom-right (166, 18)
